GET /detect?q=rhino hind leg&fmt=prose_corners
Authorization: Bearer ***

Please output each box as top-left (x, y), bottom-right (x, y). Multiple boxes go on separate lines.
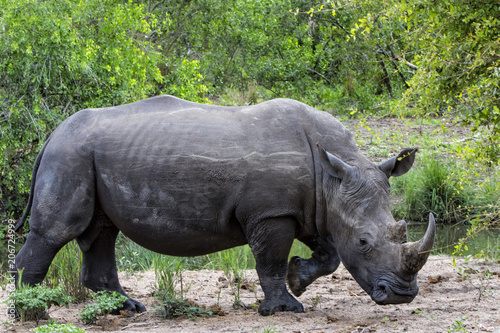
top-left (287, 235), bottom-right (340, 297)
top-left (248, 217), bottom-right (304, 316)
top-left (78, 219), bottom-right (146, 313)
top-left (14, 179), bottom-right (96, 288)
top-left (14, 231), bottom-right (67, 287)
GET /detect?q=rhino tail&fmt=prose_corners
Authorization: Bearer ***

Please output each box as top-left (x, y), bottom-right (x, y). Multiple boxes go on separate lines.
top-left (14, 137), bottom-right (51, 233)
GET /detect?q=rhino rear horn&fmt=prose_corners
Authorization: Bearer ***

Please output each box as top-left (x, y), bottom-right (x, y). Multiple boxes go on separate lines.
top-left (401, 213), bottom-right (436, 275)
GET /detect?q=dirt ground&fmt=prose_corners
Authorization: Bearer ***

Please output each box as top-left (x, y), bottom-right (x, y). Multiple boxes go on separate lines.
top-left (1, 255), bottom-right (499, 333)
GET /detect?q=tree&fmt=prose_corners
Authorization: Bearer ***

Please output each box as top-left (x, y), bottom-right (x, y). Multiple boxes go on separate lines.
top-left (346, 0), bottom-right (500, 164)
top-left (0, 0), bottom-right (207, 218)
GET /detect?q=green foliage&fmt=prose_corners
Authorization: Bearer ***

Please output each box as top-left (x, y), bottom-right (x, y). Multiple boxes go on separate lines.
top-left (45, 241), bottom-right (88, 302)
top-left (151, 0), bottom-right (398, 109)
top-left (6, 284), bottom-right (73, 323)
top-left (31, 323), bottom-right (86, 333)
top-left (345, 0), bottom-right (500, 164)
top-left (161, 59), bottom-right (209, 103)
top-left (453, 255), bottom-right (494, 302)
top-left (78, 291), bottom-right (128, 325)
top-left (116, 234), bottom-right (156, 273)
top-left (448, 317), bottom-right (469, 333)
top-left (217, 245), bottom-right (253, 307)
top-left (398, 0), bottom-right (500, 165)
top-left (0, 0), bottom-right (208, 218)
top-left (392, 153), bottom-right (499, 224)
top-left (153, 255), bottom-right (185, 300)
top-left (161, 297), bottom-right (213, 319)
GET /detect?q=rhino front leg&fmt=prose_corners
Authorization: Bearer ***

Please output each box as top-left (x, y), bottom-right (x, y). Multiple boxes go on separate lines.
top-left (248, 217), bottom-right (304, 316)
top-left (78, 224), bottom-right (146, 313)
top-left (287, 235), bottom-right (340, 297)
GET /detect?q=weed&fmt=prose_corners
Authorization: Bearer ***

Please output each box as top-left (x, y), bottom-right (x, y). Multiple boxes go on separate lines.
top-left (6, 284), bottom-right (73, 324)
top-left (448, 317), bottom-right (469, 333)
top-left (78, 291), bottom-right (128, 325)
top-left (453, 255), bottom-right (493, 302)
top-left (30, 322), bottom-right (86, 333)
top-left (116, 233), bottom-right (156, 273)
top-left (161, 297), bottom-right (214, 319)
top-left (153, 255), bottom-right (186, 299)
top-left (253, 322), bottom-right (282, 333)
top-left (217, 246), bottom-right (251, 307)
top-left (310, 295), bottom-right (322, 308)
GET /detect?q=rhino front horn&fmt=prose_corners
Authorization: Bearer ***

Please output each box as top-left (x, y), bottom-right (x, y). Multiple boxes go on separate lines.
top-left (401, 213), bottom-right (436, 275)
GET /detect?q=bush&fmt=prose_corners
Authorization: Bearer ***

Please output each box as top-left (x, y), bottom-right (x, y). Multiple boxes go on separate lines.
top-left (79, 291), bottom-right (128, 325)
top-left (6, 284), bottom-right (73, 323)
top-left (0, 0), bottom-right (210, 220)
top-left (31, 323), bottom-right (86, 333)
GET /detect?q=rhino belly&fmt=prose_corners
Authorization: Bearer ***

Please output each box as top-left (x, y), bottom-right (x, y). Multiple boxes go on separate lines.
top-left (93, 160), bottom-right (248, 256)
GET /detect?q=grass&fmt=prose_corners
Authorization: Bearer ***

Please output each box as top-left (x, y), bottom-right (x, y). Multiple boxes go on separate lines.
top-left (391, 152), bottom-right (499, 225)
top-left (116, 235), bottom-right (312, 274)
top-left (45, 241), bottom-right (88, 302)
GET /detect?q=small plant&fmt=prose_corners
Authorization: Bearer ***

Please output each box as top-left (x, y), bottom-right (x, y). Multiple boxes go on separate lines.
top-left (253, 323), bottom-right (281, 333)
top-left (78, 291), bottom-right (128, 324)
top-left (448, 317), bottom-right (469, 333)
top-left (453, 255), bottom-right (493, 302)
top-left (153, 255), bottom-right (186, 299)
top-left (161, 297), bottom-right (214, 319)
top-left (5, 284), bottom-right (73, 324)
top-left (310, 295), bottom-right (322, 308)
top-left (31, 322), bottom-right (86, 333)
top-left (116, 234), bottom-right (156, 272)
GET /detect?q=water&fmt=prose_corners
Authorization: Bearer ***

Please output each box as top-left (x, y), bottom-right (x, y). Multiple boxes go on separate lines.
top-left (407, 222), bottom-right (500, 258)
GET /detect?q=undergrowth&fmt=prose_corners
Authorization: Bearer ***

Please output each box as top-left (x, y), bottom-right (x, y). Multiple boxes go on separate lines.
top-left (391, 153), bottom-right (499, 225)
top-left (6, 284), bottom-right (73, 324)
top-left (160, 297), bottom-right (216, 319)
top-left (31, 322), bottom-right (86, 333)
top-left (79, 291), bottom-right (128, 324)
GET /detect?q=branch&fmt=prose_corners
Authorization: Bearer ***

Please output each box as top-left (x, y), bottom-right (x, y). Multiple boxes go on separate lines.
top-left (377, 44), bottom-right (410, 89)
top-left (386, 44), bottom-right (419, 70)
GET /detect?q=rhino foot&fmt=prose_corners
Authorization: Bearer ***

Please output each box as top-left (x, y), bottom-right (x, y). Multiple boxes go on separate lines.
top-left (287, 256), bottom-right (311, 297)
top-left (258, 293), bottom-right (304, 316)
top-left (111, 298), bottom-right (147, 315)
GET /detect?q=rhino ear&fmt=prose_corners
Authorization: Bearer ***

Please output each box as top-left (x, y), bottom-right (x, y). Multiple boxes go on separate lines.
top-left (317, 144), bottom-right (353, 179)
top-left (378, 148), bottom-right (418, 178)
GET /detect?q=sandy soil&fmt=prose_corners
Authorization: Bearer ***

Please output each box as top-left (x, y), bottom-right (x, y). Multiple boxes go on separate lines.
top-left (1, 255), bottom-right (499, 333)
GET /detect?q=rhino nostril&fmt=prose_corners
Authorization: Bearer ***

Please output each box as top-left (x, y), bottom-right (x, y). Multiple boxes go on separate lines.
top-left (377, 282), bottom-right (389, 294)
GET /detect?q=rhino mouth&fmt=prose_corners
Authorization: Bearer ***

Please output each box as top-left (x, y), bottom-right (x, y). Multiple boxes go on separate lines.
top-left (371, 278), bottom-right (418, 305)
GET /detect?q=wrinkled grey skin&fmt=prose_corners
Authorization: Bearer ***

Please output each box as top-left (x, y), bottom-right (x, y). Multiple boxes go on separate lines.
top-left (13, 96), bottom-right (435, 316)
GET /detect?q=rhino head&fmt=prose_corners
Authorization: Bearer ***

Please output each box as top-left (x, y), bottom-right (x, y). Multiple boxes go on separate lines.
top-left (319, 145), bottom-right (435, 305)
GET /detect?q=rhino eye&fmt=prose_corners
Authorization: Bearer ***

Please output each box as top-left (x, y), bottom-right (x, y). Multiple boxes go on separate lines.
top-left (359, 238), bottom-right (368, 246)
